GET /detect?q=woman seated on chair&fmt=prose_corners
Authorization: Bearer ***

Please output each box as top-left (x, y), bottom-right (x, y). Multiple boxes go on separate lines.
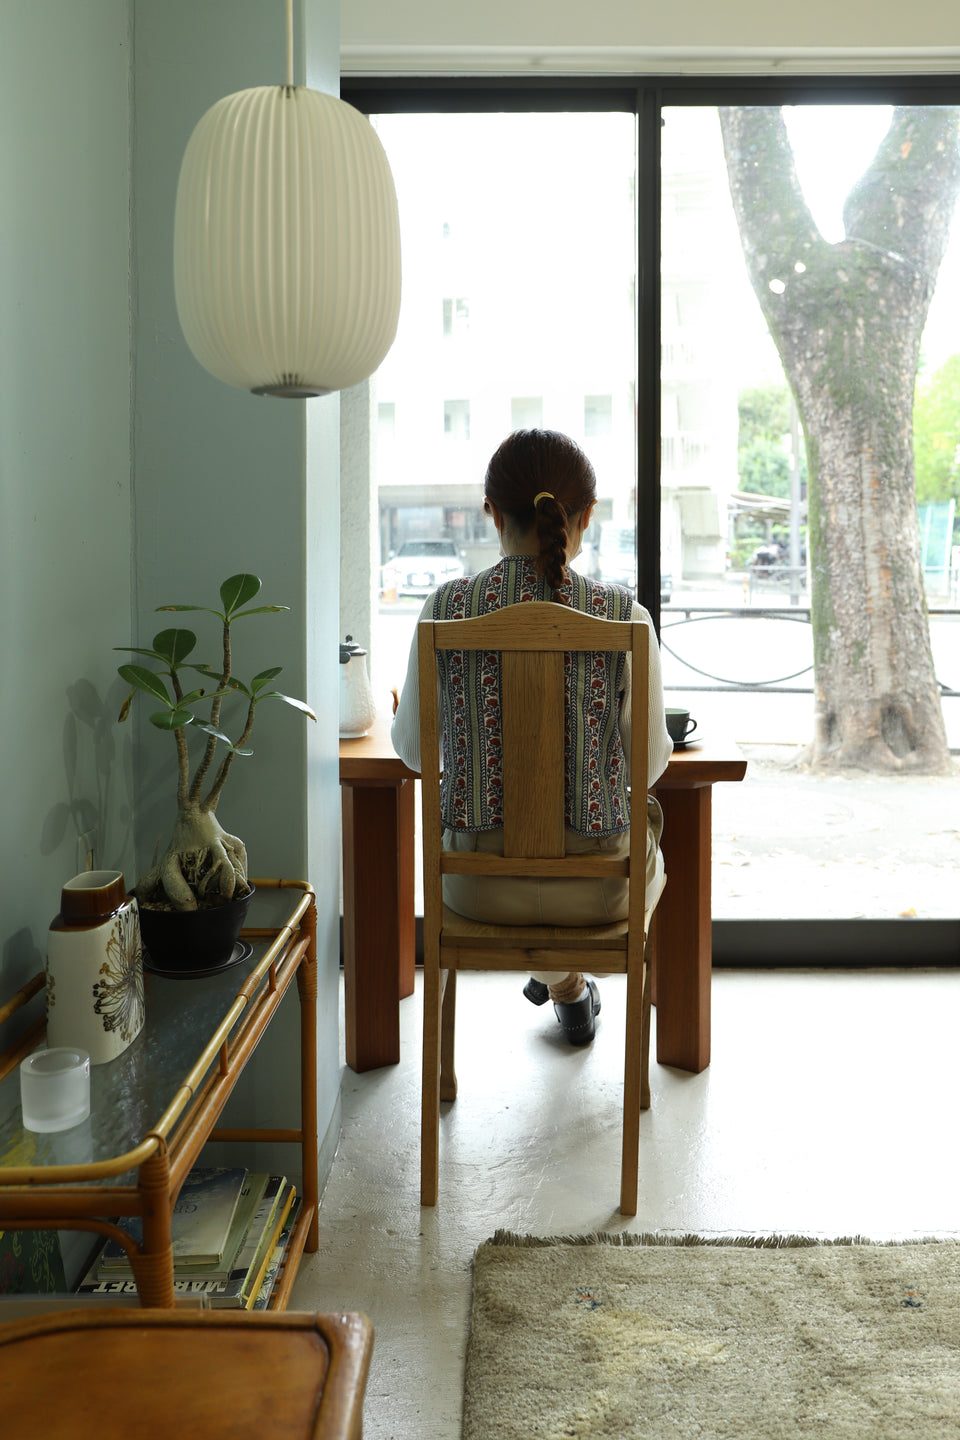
top-left (391, 429), bottom-right (673, 1046)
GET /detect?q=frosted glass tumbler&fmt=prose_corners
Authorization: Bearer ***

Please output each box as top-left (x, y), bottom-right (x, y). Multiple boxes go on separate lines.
top-left (20, 1047), bottom-right (91, 1132)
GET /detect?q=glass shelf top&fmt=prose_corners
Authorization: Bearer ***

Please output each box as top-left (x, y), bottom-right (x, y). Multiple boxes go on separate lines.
top-left (0, 945), bottom-right (273, 1181)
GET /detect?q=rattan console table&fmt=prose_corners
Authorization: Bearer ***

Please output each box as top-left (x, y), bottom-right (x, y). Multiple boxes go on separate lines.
top-left (0, 878), bottom-right (319, 1308)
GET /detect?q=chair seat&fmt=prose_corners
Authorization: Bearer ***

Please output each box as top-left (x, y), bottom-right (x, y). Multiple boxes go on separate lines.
top-left (0, 1308), bottom-right (373, 1440)
top-left (441, 903), bottom-right (629, 948)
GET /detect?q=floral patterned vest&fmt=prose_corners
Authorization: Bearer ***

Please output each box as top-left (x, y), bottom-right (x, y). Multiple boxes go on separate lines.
top-left (431, 555), bottom-right (633, 836)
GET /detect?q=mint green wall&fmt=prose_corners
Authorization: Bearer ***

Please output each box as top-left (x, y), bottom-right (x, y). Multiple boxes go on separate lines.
top-left (130, 0), bottom-right (343, 1175)
top-left (0, 0), bottom-right (134, 1281)
top-left (0, 4), bottom-right (135, 1014)
top-left (0, 0), bottom-right (344, 1254)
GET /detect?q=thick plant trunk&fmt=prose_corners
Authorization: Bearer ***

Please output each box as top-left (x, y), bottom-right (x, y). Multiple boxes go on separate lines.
top-left (719, 105), bottom-right (959, 772)
top-left (133, 807), bottom-right (249, 911)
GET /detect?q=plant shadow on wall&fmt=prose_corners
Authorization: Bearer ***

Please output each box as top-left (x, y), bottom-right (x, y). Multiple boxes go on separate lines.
top-left (40, 676), bottom-right (135, 875)
top-left (115, 574), bottom-right (316, 969)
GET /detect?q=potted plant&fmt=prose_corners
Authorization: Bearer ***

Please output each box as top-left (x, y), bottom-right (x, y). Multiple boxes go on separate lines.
top-left (117, 572), bottom-right (316, 971)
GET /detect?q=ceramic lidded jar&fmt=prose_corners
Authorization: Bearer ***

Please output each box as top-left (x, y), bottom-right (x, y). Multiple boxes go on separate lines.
top-left (339, 635), bottom-right (377, 738)
top-left (46, 870), bottom-right (145, 1066)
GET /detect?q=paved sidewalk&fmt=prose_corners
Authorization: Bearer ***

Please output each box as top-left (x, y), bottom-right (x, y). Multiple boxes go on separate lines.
top-left (712, 743), bottom-right (960, 920)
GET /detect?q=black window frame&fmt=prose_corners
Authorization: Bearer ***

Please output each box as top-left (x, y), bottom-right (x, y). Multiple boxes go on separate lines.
top-left (344, 73), bottom-right (960, 966)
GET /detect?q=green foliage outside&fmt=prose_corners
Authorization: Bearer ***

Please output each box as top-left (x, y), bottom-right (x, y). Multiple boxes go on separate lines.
top-left (738, 386), bottom-right (793, 452)
top-left (739, 367), bottom-right (960, 544)
top-left (738, 437), bottom-right (790, 498)
top-left (737, 386), bottom-right (805, 499)
top-left (730, 385), bottom-right (807, 567)
top-left (914, 353), bottom-right (960, 540)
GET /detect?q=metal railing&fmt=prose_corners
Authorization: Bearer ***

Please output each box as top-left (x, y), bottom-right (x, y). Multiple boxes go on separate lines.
top-left (660, 602), bottom-right (960, 697)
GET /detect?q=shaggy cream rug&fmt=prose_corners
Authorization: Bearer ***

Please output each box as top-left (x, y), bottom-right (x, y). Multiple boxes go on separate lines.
top-left (463, 1232), bottom-right (960, 1439)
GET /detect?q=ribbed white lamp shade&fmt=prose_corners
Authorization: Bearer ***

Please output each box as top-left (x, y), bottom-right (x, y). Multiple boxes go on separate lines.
top-left (173, 86), bottom-right (401, 397)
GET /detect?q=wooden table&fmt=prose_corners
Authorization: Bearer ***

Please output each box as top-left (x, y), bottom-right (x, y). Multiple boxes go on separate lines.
top-left (340, 712), bottom-right (746, 1075)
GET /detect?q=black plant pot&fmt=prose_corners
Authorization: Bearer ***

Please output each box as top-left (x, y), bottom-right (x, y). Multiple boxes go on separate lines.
top-left (138, 886), bottom-right (255, 976)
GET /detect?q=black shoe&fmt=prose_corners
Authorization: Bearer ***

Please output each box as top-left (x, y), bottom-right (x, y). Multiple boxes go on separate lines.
top-left (523, 977), bottom-right (549, 1006)
top-left (554, 979), bottom-right (601, 1046)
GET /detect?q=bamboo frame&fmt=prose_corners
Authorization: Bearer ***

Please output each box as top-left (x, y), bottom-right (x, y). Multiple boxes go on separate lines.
top-left (0, 878), bottom-right (319, 1308)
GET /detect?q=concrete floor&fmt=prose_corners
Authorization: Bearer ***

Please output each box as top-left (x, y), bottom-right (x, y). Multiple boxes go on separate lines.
top-left (290, 967), bottom-right (960, 1440)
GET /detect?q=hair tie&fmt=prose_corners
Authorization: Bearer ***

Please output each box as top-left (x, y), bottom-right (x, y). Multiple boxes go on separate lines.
top-left (533, 491), bottom-right (555, 507)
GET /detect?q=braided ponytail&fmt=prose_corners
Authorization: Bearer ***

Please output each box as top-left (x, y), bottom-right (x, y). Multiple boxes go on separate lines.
top-left (484, 430), bottom-right (597, 605)
top-left (533, 492), bottom-right (570, 602)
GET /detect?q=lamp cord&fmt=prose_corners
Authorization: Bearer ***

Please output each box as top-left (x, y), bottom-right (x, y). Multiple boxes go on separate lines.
top-left (285, 0), bottom-right (294, 87)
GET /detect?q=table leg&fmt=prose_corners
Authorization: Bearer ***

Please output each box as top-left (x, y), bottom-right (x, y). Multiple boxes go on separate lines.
top-left (653, 784), bottom-right (712, 1073)
top-left (341, 779), bottom-right (415, 1072)
top-left (396, 777), bottom-right (416, 1001)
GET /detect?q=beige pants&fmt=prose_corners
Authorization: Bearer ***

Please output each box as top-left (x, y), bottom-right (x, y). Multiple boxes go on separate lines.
top-left (442, 797), bottom-right (665, 985)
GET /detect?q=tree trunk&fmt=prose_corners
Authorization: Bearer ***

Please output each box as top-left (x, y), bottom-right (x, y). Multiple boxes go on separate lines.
top-left (719, 105), bottom-right (960, 772)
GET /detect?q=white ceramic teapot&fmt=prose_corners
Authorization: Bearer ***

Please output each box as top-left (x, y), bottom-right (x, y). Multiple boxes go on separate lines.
top-left (339, 635), bottom-right (377, 738)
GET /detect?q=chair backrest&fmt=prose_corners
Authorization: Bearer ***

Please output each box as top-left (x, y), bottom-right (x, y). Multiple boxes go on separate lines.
top-left (417, 599), bottom-right (650, 933)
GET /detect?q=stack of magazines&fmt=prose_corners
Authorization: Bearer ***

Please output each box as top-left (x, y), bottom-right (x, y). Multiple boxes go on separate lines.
top-left (75, 1166), bottom-right (301, 1309)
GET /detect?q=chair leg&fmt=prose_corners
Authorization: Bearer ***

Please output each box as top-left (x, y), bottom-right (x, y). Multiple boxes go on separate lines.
top-left (420, 959), bottom-right (442, 1206)
top-left (640, 950), bottom-right (652, 1112)
top-left (620, 950), bottom-right (645, 1218)
top-left (439, 968), bottom-right (458, 1103)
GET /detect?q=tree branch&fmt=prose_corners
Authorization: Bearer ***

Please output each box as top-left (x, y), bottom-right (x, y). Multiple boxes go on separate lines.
top-left (719, 107), bottom-right (824, 281)
top-left (843, 107), bottom-right (960, 283)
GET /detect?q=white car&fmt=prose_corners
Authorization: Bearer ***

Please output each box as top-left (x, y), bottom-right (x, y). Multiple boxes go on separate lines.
top-left (386, 539), bottom-right (466, 598)
top-left (597, 523), bottom-right (672, 604)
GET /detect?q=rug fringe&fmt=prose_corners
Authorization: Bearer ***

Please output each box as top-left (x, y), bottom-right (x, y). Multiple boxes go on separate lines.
top-left (486, 1229), bottom-right (951, 1250)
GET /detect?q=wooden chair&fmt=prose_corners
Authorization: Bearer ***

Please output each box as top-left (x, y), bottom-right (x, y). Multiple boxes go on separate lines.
top-left (0, 1307), bottom-right (372, 1440)
top-left (418, 600), bottom-right (652, 1216)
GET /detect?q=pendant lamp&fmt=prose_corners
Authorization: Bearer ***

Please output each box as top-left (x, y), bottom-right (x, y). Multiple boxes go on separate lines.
top-left (173, 1), bottom-right (401, 398)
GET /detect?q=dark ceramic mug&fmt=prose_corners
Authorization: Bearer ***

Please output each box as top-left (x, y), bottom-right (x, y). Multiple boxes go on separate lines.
top-left (665, 707), bottom-right (697, 743)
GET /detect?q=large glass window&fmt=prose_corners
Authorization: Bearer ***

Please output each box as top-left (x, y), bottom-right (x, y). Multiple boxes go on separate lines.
top-left (660, 102), bottom-right (960, 920)
top-left (367, 109), bottom-right (638, 693)
top-left (344, 82), bottom-right (960, 941)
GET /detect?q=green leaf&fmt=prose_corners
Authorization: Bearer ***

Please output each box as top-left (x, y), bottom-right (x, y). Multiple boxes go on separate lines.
top-left (194, 722), bottom-right (234, 745)
top-left (117, 664), bottom-right (171, 706)
top-left (231, 605), bottom-right (290, 619)
top-left (155, 603), bottom-right (209, 613)
top-left (220, 573), bottom-right (261, 617)
top-left (251, 666), bottom-right (283, 693)
top-left (193, 722), bottom-right (253, 757)
top-left (151, 628), bottom-right (197, 666)
top-left (177, 688), bottom-right (208, 706)
top-left (149, 708), bottom-right (194, 730)
top-left (114, 646), bottom-right (173, 663)
top-left (256, 691), bottom-right (318, 721)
